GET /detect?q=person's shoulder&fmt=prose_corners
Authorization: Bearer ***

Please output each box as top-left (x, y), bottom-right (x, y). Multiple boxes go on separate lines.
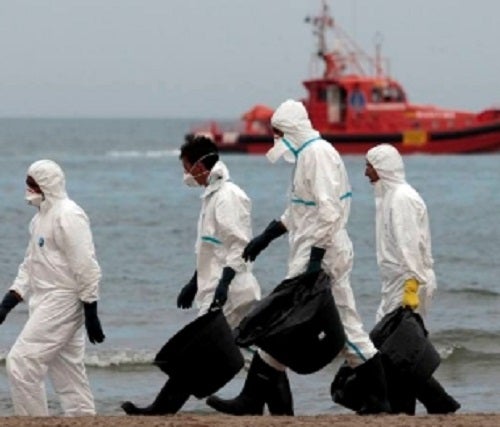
top-left (393, 183), bottom-right (426, 208)
top-left (57, 198), bottom-right (89, 219)
top-left (306, 139), bottom-right (343, 167)
top-left (218, 180), bottom-right (250, 202)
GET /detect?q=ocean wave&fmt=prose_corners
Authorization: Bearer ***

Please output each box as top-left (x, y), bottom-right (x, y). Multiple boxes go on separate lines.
top-left (431, 328), bottom-right (500, 344)
top-left (106, 149), bottom-right (179, 158)
top-left (448, 287), bottom-right (500, 297)
top-left (437, 344), bottom-right (500, 364)
top-left (0, 349), bottom-right (156, 369)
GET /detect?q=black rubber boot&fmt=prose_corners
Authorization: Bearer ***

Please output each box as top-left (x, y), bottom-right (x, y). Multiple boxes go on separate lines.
top-left (206, 353), bottom-right (294, 416)
top-left (355, 353), bottom-right (392, 415)
top-left (416, 376), bottom-right (460, 414)
top-left (121, 377), bottom-right (190, 416)
top-left (266, 369), bottom-right (294, 416)
top-left (379, 357), bottom-right (417, 415)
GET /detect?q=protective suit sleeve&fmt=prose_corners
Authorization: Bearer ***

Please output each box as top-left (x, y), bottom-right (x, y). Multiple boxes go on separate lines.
top-left (280, 206), bottom-right (292, 230)
top-left (306, 151), bottom-right (343, 249)
top-left (390, 193), bottom-right (428, 285)
top-left (54, 208), bottom-right (102, 302)
top-left (10, 246), bottom-right (32, 299)
top-left (10, 216), bottom-right (37, 299)
top-left (215, 191), bottom-right (252, 273)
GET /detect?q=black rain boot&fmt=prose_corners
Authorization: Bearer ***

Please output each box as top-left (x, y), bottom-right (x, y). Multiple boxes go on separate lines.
top-left (121, 377), bottom-right (190, 416)
top-left (383, 359), bottom-right (417, 415)
top-left (355, 353), bottom-right (392, 415)
top-left (207, 352), bottom-right (291, 416)
top-left (416, 376), bottom-right (460, 414)
top-left (266, 369), bottom-right (294, 416)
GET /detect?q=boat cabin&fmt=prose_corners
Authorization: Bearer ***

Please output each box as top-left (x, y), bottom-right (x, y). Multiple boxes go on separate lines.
top-left (303, 76), bottom-right (408, 132)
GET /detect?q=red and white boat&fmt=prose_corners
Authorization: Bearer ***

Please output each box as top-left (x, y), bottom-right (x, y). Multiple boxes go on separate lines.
top-left (186, 1), bottom-right (500, 154)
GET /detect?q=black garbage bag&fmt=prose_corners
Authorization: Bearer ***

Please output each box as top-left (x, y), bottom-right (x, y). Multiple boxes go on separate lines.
top-left (370, 307), bottom-right (440, 381)
top-left (154, 309), bottom-right (244, 399)
top-left (235, 270), bottom-right (346, 374)
top-left (331, 307), bottom-right (440, 413)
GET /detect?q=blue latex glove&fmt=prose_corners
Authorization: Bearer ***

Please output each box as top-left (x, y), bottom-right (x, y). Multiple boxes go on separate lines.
top-left (242, 220), bottom-right (287, 262)
top-left (83, 301), bottom-right (105, 344)
top-left (177, 271), bottom-right (198, 309)
top-left (306, 246), bottom-right (326, 274)
top-left (210, 267), bottom-right (236, 309)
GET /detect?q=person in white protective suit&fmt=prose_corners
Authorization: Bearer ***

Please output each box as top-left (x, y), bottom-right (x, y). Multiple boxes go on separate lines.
top-left (121, 135), bottom-right (262, 416)
top-left (0, 159), bottom-right (105, 416)
top-left (365, 143), bottom-right (460, 414)
top-left (207, 99), bottom-right (391, 416)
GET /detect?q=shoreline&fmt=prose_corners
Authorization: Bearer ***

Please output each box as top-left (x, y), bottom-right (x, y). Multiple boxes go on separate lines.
top-left (0, 413), bottom-right (499, 427)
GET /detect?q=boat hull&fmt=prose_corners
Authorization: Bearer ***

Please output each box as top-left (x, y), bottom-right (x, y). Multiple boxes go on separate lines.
top-left (194, 121), bottom-right (500, 155)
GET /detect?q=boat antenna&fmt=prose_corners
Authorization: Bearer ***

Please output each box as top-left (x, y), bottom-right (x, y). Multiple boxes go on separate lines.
top-left (305, 0), bottom-right (387, 78)
top-left (305, 0), bottom-right (333, 61)
top-left (374, 32), bottom-right (384, 77)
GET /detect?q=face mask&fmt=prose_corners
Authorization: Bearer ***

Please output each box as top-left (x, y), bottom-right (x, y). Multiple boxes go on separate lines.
top-left (183, 172), bottom-right (201, 187)
top-left (182, 152), bottom-right (218, 187)
top-left (266, 137), bottom-right (289, 163)
top-left (373, 180), bottom-right (384, 200)
top-left (266, 137), bottom-right (297, 164)
top-left (25, 189), bottom-right (44, 207)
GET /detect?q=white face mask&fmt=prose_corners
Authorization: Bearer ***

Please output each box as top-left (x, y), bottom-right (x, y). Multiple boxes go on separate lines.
top-left (266, 137), bottom-right (296, 164)
top-left (182, 152), bottom-right (217, 187)
top-left (25, 189), bottom-right (44, 207)
top-left (183, 172), bottom-right (201, 187)
top-left (267, 137), bottom-right (288, 163)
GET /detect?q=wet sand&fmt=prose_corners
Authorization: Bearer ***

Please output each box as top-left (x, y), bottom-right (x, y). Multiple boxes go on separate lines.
top-left (0, 413), bottom-right (499, 427)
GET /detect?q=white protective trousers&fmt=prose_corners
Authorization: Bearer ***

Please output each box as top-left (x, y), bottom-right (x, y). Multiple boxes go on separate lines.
top-left (6, 296), bottom-right (95, 416)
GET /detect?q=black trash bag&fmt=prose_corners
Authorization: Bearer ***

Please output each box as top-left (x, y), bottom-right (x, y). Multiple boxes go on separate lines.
top-left (330, 362), bottom-right (364, 412)
top-left (369, 307), bottom-right (440, 381)
top-left (235, 270), bottom-right (346, 374)
top-left (154, 309), bottom-right (244, 399)
top-left (330, 307), bottom-right (440, 413)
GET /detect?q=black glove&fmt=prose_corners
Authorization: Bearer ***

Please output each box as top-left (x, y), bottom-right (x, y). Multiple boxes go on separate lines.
top-left (83, 301), bottom-right (105, 344)
top-left (0, 291), bottom-right (21, 325)
top-left (242, 219), bottom-right (287, 262)
top-left (306, 246), bottom-right (326, 274)
top-left (210, 267), bottom-right (236, 309)
top-left (177, 271), bottom-right (198, 309)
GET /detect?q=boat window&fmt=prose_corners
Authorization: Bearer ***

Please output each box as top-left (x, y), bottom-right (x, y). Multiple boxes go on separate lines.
top-left (317, 88), bottom-right (328, 102)
top-left (371, 85), bottom-right (405, 103)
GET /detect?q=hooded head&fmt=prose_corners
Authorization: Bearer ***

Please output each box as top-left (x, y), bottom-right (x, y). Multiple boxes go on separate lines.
top-left (365, 144), bottom-right (406, 189)
top-left (26, 160), bottom-right (68, 205)
top-left (179, 135), bottom-right (220, 187)
top-left (267, 99), bottom-right (320, 163)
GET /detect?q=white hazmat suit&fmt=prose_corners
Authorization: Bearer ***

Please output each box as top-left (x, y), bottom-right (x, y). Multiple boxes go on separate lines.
top-left (6, 159), bottom-right (100, 416)
top-left (194, 160), bottom-right (261, 328)
top-left (269, 99), bottom-right (377, 367)
top-left (366, 144), bottom-right (437, 322)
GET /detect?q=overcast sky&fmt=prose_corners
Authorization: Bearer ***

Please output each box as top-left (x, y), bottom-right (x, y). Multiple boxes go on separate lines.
top-left (0, 0), bottom-right (498, 118)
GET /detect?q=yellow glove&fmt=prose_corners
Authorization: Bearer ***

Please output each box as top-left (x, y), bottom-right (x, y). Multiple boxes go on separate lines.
top-left (402, 278), bottom-right (420, 310)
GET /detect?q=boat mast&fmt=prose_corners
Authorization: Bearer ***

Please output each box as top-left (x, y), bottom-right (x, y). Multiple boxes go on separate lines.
top-left (305, 0), bottom-right (387, 78)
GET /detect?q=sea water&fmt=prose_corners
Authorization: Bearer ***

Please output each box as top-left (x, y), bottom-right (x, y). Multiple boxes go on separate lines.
top-left (0, 118), bottom-right (498, 415)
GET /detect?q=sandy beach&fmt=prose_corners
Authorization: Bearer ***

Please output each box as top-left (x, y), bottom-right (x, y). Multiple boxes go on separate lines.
top-left (0, 413), bottom-right (499, 427)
